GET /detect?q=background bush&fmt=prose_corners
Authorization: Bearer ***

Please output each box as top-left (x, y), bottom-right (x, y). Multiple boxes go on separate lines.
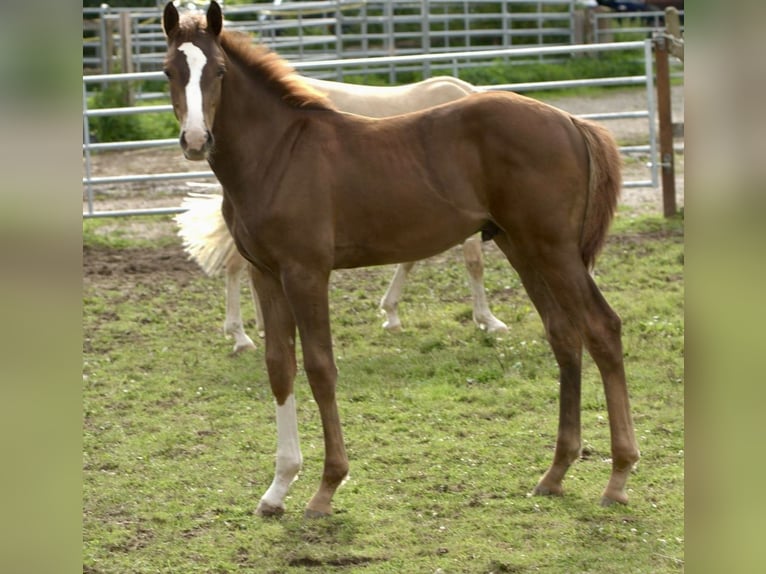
top-left (87, 82), bottom-right (178, 143)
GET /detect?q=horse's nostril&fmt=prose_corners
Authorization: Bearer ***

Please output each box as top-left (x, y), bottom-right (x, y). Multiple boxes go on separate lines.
top-left (180, 132), bottom-right (187, 148)
top-left (205, 130), bottom-right (214, 147)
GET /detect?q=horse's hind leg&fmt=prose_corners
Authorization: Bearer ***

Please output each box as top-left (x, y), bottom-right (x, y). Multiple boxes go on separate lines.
top-left (544, 261), bottom-right (638, 505)
top-left (495, 235), bottom-right (639, 504)
top-left (246, 263), bottom-right (265, 338)
top-left (462, 235), bottom-right (508, 334)
top-left (224, 255), bottom-right (257, 353)
top-left (493, 235), bottom-right (583, 495)
top-left (249, 266), bottom-right (303, 517)
top-left (379, 261), bottom-right (417, 331)
top-left (578, 274), bottom-right (640, 505)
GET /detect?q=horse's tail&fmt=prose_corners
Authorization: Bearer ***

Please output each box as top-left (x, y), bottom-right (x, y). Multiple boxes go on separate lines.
top-left (571, 116), bottom-right (622, 270)
top-left (175, 190), bottom-right (240, 276)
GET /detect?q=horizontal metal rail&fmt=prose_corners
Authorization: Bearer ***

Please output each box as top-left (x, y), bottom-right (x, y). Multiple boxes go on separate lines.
top-left (85, 206), bottom-right (188, 219)
top-left (290, 41), bottom-right (645, 71)
top-left (85, 138), bottom-right (177, 153)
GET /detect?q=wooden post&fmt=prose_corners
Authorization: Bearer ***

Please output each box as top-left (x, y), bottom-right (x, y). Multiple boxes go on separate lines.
top-left (104, 16), bottom-right (115, 75)
top-left (665, 7), bottom-right (684, 61)
top-left (119, 12), bottom-right (135, 105)
top-left (654, 34), bottom-right (676, 217)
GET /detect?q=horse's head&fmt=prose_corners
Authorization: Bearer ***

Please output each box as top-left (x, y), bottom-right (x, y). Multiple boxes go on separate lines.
top-left (162, 1), bottom-right (225, 161)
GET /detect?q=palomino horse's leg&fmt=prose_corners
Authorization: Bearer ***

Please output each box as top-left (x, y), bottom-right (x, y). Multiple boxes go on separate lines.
top-left (494, 235), bottom-right (639, 504)
top-left (379, 261), bottom-right (417, 331)
top-left (224, 256), bottom-right (257, 353)
top-left (281, 267), bottom-right (349, 517)
top-left (380, 237), bottom-right (508, 334)
top-left (462, 235), bottom-right (508, 334)
top-left (249, 266), bottom-right (303, 516)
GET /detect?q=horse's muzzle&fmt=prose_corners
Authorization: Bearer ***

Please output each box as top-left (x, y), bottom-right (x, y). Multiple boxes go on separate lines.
top-left (180, 129), bottom-right (213, 161)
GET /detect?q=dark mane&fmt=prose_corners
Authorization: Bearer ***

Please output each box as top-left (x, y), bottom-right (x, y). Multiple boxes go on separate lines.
top-left (220, 31), bottom-right (334, 110)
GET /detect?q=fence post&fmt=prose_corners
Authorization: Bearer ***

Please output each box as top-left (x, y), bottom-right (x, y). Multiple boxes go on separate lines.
top-left (421, 0), bottom-right (431, 78)
top-left (653, 34), bottom-right (676, 217)
top-left (119, 12), bottom-right (135, 105)
top-left (104, 13), bottom-right (115, 75)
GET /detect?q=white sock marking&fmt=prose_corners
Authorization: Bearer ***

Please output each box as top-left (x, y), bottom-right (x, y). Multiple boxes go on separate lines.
top-left (260, 394), bottom-right (302, 510)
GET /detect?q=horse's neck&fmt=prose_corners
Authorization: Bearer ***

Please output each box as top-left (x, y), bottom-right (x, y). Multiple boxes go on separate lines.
top-left (211, 64), bottom-right (311, 205)
top-left (220, 64), bottom-right (282, 125)
top-left (214, 64), bottom-right (294, 162)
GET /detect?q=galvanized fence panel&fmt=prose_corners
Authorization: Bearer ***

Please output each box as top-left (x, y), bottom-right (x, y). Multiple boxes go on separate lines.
top-left (83, 1), bottom-right (578, 77)
top-left (82, 39), bottom-right (659, 218)
top-left (83, 2), bottom-right (681, 77)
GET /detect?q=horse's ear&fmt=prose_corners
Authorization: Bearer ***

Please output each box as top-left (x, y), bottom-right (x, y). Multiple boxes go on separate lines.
top-left (207, 1), bottom-right (223, 37)
top-left (162, 2), bottom-right (179, 38)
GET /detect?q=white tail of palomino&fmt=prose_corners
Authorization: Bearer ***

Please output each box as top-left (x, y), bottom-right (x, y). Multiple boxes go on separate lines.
top-left (175, 191), bottom-right (239, 277)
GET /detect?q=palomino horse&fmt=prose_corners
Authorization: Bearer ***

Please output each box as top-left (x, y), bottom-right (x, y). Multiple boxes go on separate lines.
top-left (162, 1), bottom-right (639, 518)
top-left (175, 75), bottom-right (507, 354)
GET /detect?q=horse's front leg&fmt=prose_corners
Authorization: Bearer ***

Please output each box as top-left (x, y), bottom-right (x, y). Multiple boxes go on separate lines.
top-left (249, 266), bottom-right (303, 517)
top-left (283, 266), bottom-right (349, 517)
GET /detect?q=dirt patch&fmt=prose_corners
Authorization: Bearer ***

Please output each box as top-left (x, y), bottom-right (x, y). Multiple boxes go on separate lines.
top-left (83, 242), bottom-right (197, 284)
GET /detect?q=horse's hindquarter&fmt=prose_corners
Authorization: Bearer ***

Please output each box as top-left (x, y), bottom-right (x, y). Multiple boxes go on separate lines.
top-left (459, 92), bottom-right (592, 242)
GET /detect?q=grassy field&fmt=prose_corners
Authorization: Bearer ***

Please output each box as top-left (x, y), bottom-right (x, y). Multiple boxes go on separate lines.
top-left (82, 211), bottom-right (684, 573)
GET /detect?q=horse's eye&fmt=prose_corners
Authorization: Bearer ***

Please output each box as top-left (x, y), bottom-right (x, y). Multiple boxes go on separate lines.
top-left (217, 67), bottom-right (226, 78)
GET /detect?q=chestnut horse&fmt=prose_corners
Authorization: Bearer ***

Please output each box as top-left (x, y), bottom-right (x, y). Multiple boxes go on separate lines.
top-left (175, 74), bottom-right (507, 354)
top-left (162, 1), bottom-right (638, 518)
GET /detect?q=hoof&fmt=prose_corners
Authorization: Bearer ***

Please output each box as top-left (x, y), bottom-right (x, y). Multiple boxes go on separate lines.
top-left (382, 321), bottom-right (402, 333)
top-left (232, 341), bottom-right (257, 354)
top-left (477, 318), bottom-right (509, 335)
top-left (486, 322), bottom-right (509, 335)
top-left (532, 483), bottom-right (563, 497)
top-left (599, 491), bottom-right (629, 507)
top-left (255, 500), bottom-right (285, 517)
top-left (304, 508), bottom-right (331, 519)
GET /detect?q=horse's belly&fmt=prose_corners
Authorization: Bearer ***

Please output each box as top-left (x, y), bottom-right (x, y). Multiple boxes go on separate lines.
top-left (332, 213), bottom-right (483, 269)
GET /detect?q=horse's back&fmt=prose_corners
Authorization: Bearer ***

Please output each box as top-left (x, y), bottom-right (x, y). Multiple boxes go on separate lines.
top-left (323, 90), bottom-right (590, 207)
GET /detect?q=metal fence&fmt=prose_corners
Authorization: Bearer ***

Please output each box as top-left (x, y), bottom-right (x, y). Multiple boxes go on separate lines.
top-left (83, 1), bottom-right (579, 76)
top-left (82, 39), bottom-right (663, 218)
top-left (83, 1), bottom-right (685, 79)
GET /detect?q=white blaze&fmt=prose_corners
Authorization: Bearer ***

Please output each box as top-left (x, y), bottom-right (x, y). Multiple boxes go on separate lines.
top-left (178, 42), bottom-right (208, 142)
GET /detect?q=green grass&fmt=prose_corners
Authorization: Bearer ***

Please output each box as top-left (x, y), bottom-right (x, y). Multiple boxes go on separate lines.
top-left (83, 216), bottom-right (179, 250)
top-left (83, 212), bottom-right (684, 573)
